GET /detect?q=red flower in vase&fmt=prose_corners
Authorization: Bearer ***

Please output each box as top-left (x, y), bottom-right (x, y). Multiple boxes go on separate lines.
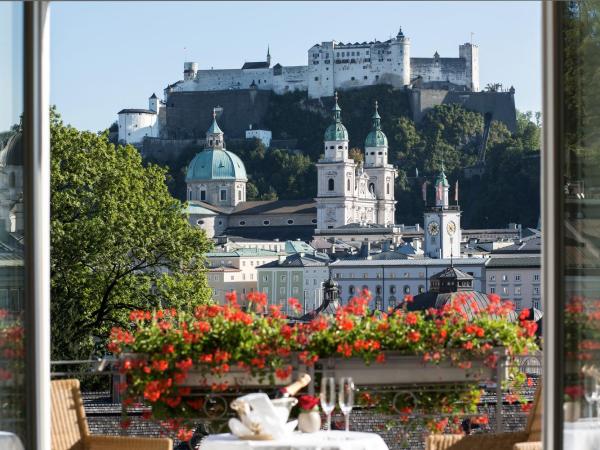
top-left (298, 395), bottom-right (320, 412)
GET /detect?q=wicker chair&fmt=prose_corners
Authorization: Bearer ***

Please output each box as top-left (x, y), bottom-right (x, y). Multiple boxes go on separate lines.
top-left (425, 385), bottom-right (542, 450)
top-left (51, 379), bottom-right (172, 450)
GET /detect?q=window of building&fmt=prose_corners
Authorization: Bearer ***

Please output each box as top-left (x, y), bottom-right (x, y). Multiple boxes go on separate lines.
top-left (502, 274), bottom-right (508, 281)
top-left (220, 188), bottom-right (227, 201)
top-left (515, 286), bottom-right (522, 295)
top-left (196, 219), bottom-right (204, 225)
top-left (515, 274), bottom-right (521, 281)
top-left (287, 219), bottom-right (294, 225)
top-left (490, 275), bottom-right (496, 281)
top-left (390, 285), bottom-right (396, 294)
top-left (386, 183), bottom-right (390, 195)
top-left (364, 76), bottom-right (368, 80)
top-left (490, 286), bottom-right (496, 294)
top-left (328, 178), bottom-right (334, 191)
top-left (418, 285), bottom-right (425, 294)
top-left (351, 76), bottom-right (355, 81)
top-left (281, 275), bottom-right (286, 282)
top-left (312, 218), bottom-right (317, 224)
top-left (314, 76), bottom-right (319, 81)
top-left (200, 190), bottom-right (206, 201)
top-left (533, 287), bottom-right (540, 295)
top-left (534, 274), bottom-right (540, 281)
top-left (349, 285), bottom-right (355, 295)
top-left (263, 220), bottom-right (270, 226)
top-left (404, 285), bottom-right (410, 294)
top-left (238, 190), bottom-right (242, 201)
top-left (239, 220), bottom-right (246, 226)
top-left (404, 272), bottom-right (409, 278)
top-left (502, 286), bottom-right (508, 295)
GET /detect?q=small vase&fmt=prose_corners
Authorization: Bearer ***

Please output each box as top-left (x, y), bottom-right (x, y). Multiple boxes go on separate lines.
top-left (298, 410), bottom-right (321, 433)
top-left (564, 401), bottom-right (581, 422)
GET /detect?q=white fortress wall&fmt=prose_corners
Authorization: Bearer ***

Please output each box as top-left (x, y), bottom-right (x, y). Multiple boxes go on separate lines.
top-left (410, 57), bottom-right (469, 86)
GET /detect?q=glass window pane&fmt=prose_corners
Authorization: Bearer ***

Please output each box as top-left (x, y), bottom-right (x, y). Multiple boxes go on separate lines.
top-left (559, 2), bottom-right (600, 448)
top-left (0, 1), bottom-right (25, 444)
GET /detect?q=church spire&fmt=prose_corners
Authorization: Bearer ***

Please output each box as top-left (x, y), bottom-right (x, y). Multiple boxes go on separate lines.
top-left (372, 100), bottom-right (381, 130)
top-left (267, 45), bottom-right (271, 66)
top-left (206, 107), bottom-right (224, 149)
top-left (332, 91), bottom-right (342, 123)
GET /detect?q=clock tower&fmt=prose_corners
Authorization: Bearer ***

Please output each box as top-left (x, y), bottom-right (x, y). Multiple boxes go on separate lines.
top-left (423, 167), bottom-right (461, 259)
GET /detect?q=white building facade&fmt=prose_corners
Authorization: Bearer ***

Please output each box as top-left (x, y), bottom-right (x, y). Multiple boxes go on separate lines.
top-left (169, 28), bottom-right (479, 99)
top-left (315, 96), bottom-right (396, 230)
top-left (117, 93), bottom-right (163, 145)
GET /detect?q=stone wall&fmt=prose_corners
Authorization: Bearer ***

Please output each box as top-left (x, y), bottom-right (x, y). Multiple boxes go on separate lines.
top-left (164, 89), bottom-right (272, 139)
top-left (409, 89), bottom-right (517, 132)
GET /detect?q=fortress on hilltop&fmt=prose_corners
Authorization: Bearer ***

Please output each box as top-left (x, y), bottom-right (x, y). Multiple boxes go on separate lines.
top-left (117, 27), bottom-right (516, 150)
top-left (169, 27), bottom-right (479, 99)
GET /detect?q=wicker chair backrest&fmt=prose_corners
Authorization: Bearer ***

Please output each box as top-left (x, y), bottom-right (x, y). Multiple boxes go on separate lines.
top-left (51, 379), bottom-right (91, 450)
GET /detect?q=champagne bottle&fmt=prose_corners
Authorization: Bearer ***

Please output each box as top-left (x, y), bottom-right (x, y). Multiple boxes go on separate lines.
top-left (273, 373), bottom-right (311, 398)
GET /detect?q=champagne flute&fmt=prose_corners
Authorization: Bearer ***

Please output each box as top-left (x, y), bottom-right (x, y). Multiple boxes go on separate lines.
top-left (320, 377), bottom-right (336, 431)
top-left (584, 375), bottom-right (598, 418)
top-left (338, 377), bottom-right (354, 432)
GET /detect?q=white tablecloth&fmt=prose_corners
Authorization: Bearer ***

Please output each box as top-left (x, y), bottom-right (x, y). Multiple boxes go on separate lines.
top-left (564, 420), bottom-right (600, 449)
top-left (0, 432), bottom-right (24, 450)
top-left (199, 431), bottom-right (389, 450)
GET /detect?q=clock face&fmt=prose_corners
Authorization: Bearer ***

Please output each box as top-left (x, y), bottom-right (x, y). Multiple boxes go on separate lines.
top-left (428, 221), bottom-right (439, 236)
top-left (447, 221), bottom-right (457, 236)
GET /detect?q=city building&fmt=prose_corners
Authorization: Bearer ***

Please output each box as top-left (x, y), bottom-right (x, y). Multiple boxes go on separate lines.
top-left (485, 255), bottom-right (541, 311)
top-left (205, 247), bottom-right (281, 304)
top-left (257, 251), bottom-right (330, 313)
top-left (329, 257), bottom-right (487, 311)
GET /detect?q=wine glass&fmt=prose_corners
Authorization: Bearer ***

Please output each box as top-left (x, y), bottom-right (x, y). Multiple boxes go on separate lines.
top-left (584, 375), bottom-right (598, 418)
top-left (338, 377), bottom-right (354, 432)
top-left (320, 377), bottom-right (336, 431)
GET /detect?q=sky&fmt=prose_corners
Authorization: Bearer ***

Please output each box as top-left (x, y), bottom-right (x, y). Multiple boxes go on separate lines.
top-left (0, 3), bottom-right (24, 132)
top-left (49, 1), bottom-right (542, 132)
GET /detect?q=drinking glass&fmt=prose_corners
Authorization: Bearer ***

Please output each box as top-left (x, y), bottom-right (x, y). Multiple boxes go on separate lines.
top-left (338, 377), bottom-right (355, 432)
top-left (584, 375), bottom-right (598, 418)
top-left (320, 377), bottom-right (336, 431)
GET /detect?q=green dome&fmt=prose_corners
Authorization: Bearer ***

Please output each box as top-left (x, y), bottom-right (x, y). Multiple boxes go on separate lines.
top-left (365, 100), bottom-right (388, 147)
top-left (365, 130), bottom-right (388, 147)
top-left (324, 122), bottom-right (349, 141)
top-left (324, 92), bottom-right (348, 141)
top-left (186, 148), bottom-right (247, 182)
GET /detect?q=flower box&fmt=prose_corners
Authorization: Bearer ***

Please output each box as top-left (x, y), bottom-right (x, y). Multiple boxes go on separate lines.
top-left (177, 367), bottom-right (292, 388)
top-left (319, 351), bottom-right (502, 385)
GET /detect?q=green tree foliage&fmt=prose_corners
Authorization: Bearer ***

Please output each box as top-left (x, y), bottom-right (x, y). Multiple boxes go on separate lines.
top-left (51, 111), bottom-right (212, 359)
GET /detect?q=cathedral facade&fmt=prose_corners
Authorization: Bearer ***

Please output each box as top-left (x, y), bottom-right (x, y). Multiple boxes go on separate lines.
top-left (315, 95), bottom-right (397, 230)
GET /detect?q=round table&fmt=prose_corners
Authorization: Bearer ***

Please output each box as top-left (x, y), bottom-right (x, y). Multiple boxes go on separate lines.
top-left (199, 430), bottom-right (389, 450)
top-left (0, 432), bottom-right (24, 450)
top-left (564, 420), bottom-right (600, 449)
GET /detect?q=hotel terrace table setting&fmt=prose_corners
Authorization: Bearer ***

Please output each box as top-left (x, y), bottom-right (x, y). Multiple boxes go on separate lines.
top-left (198, 430), bottom-right (389, 450)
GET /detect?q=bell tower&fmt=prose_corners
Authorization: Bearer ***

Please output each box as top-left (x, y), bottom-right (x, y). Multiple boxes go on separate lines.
top-left (423, 166), bottom-right (461, 259)
top-left (316, 93), bottom-right (356, 230)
